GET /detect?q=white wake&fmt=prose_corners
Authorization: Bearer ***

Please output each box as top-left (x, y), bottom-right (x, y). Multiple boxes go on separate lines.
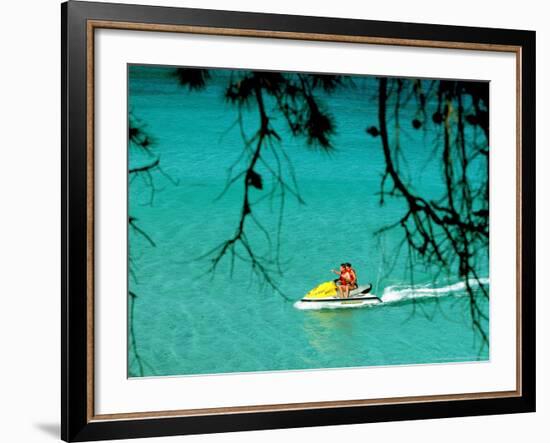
top-left (380, 277), bottom-right (489, 304)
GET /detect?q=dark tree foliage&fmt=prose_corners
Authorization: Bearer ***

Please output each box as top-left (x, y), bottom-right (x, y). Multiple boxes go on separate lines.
top-left (177, 69), bottom-right (348, 299)
top-left (368, 77), bottom-right (489, 347)
top-left (127, 114), bottom-right (163, 376)
top-left (174, 68), bottom-right (211, 90)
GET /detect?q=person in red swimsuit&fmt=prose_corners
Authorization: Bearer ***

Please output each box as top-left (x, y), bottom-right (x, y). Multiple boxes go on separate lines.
top-left (331, 263), bottom-right (351, 298)
top-left (345, 263), bottom-right (357, 290)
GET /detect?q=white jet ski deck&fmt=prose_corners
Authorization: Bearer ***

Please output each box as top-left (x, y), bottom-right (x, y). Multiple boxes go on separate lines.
top-left (294, 281), bottom-right (382, 310)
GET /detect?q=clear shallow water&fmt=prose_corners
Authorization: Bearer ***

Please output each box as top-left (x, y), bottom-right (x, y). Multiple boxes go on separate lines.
top-left (128, 66), bottom-right (489, 377)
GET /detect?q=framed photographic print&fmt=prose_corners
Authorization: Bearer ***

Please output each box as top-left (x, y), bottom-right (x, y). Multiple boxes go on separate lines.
top-left (61, 1), bottom-right (536, 441)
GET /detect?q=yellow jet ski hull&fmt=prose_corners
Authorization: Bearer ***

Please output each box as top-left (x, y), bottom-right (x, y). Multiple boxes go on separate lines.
top-left (303, 281), bottom-right (339, 299)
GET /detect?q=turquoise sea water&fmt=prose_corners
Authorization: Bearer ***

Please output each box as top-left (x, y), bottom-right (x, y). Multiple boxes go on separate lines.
top-left (128, 66), bottom-right (489, 377)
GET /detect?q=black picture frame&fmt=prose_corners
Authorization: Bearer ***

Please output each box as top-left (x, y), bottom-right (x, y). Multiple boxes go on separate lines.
top-left (62, 1), bottom-right (536, 441)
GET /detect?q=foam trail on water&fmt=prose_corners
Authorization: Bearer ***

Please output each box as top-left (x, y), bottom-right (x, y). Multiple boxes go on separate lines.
top-left (381, 278), bottom-right (489, 304)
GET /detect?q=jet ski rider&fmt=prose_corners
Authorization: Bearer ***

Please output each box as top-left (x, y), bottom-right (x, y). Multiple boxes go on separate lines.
top-left (331, 263), bottom-right (352, 299)
top-left (345, 263), bottom-right (357, 291)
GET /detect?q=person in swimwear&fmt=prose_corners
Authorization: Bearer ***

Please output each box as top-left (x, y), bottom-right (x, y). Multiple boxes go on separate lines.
top-left (345, 263), bottom-right (358, 291)
top-left (331, 263), bottom-right (351, 298)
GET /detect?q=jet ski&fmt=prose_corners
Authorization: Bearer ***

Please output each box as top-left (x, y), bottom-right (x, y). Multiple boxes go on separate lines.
top-left (294, 280), bottom-right (382, 310)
